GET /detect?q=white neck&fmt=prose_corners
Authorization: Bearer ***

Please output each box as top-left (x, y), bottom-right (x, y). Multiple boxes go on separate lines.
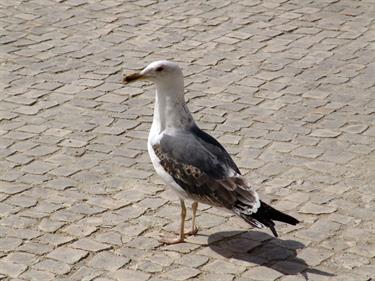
top-left (150, 81), bottom-right (195, 137)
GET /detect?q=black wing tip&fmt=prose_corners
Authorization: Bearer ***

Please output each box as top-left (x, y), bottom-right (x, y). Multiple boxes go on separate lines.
top-left (270, 215), bottom-right (302, 237)
top-left (258, 201), bottom-right (300, 226)
top-left (274, 211), bottom-right (299, 226)
top-left (269, 225), bottom-right (279, 237)
top-left (268, 212), bottom-right (300, 237)
top-left (238, 201), bottom-right (300, 237)
top-left (288, 216), bottom-right (300, 226)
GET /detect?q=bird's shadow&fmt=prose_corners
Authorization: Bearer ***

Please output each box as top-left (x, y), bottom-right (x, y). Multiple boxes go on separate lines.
top-left (207, 231), bottom-right (334, 280)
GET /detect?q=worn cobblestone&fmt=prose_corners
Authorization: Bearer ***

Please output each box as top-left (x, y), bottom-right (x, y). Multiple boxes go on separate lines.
top-left (1, 0), bottom-right (374, 280)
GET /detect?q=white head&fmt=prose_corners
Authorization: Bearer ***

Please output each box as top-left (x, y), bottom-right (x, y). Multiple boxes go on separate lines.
top-left (124, 60), bottom-right (193, 130)
top-left (123, 60), bottom-right (184, 90)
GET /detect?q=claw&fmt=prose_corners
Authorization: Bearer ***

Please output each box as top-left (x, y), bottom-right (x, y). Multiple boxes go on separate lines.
top-left (185, 226), bottom-right (199, 236)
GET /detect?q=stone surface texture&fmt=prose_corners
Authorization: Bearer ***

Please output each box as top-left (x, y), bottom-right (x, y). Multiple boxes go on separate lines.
top-left (0, 0), bottom-right (374, 280)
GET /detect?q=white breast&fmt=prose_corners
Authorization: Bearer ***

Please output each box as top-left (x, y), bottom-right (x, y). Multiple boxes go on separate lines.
top-left (147, 131), bottom-right (190, 199)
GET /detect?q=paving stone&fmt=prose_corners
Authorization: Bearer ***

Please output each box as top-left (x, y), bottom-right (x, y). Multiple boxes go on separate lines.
top-left (46, 247), bottom-right (88, 264)
top-left (50, 210), bottom-right (84, 222)
top-left (4, 131), bottom-right (35, 141)
top-left (310, 129), bottom-right (342, 138)
top-left (353, 265), bottom-right (375, 279)
top-left (297, 247), bottom-right (334, 266)
top-left (203, 259), bottom-right (246, 274)
top-left (250, 242), bottom-right (293, 261)
top-left (332, 253), bottom-right (369, 269)
top-left (88, 252), bottom-right (130, 271)
top-left (18, 173), bottom-right (48, 184)
top-left (0, 202), bottom-right (17, 218)
top-left (17, 124), bottom-right (47, 133)
top-left (69, 266), bottom-right (103, 281)
top-left (18, 242), bottom-right (53, 255)
top-left (59, 139), bottom-right (88, 148)
top-left (218, 135), bottom-right (242, 145)
top-left (94, 231), bottom-right (123, 246)
top-left (347, 244), bottom-right (375, 258)
top-left (202, 273), bottom-right (234, 281)
top-left (4, 252), bottom-right (36, 265)
top-left (56, 84), bottom-right (86, 94)
top-left (0, 238), bottom-right (23, 252)
top-left (303, 89), bottom-right (330, 99)
top-left (278, 276), bottom-right (306, 281)
top-left (303, 113), bottom-right (324, 123)
top-left (93, 126), bottom-right (127, 135)
top-left (22, 161), bottom-right (58, 174)
top-left (45, 178), bottom-right (76, 190)
top-left (115, 246), bottom-right (149, 262)
top-left (127, 236), bottom-right (159, 250)
top-left (174, 254), bottom-right (209, 268)
top-left (44, 128), bottom-right (72, 137)
top-left (342, 124), bottom-right (368, 134)
top-left (49, 166), bottom-right (81, 177)
top-left (241, 266), bottom-right (283, 281)
top-left (162, 267), bottom-right (201, 281)
top-left (137, 260), bottom-right (164, 274)
top-left (0, 261), bottom-right (27, 278)
top-left (348, 144), bottom-right (374, 154)
top-left (271, 261), bottom-right (307, 275)
top-left (71, 238), bottom-right (111, 252)
top-left (243, 138), bottom-right (271, 148)
top-left (13, 106), bottom-right (41, 115)
top-left (161, 242), bottom-right (201, 255)
top-left (327, 213), bottom-right (352, 225)
top-left (320, 150), bottom-right (356, 164)
top-left (111, 269), bottom-right (150, 281)
top-left (238, 158), bottom-right (266, 169)
top-left (6, 194), bottom-right (37, 208)
top-left (63, 223), bottom-right (97, 237)
top-left (33, 259), bottom-right (71, 275)
top-left (6, 153), bottom-right (33, 165)
top-left (291, 146), bottom-right (324, 159)
top-left (147, 252), bottom-right (176, 267)
top-left (38, 219), bottom-right (65, 233)
top-left (299, 202), bottom-right (337, 215)
top-left (296, 220), bottom-right (341, 242)
top-left (0, 0), bottom-right (374, 279)
top-left (38, 233), bottom-right (74, 247)
top-left (20, 269), bottom-right (55, 281)
top-left (25, 145), bottom-right (58, 157)
top-left (258, 162), bottom-right (288, 176)
top-left (270, 142), bottom-right (300, 153)
top-left (363, 126), bottom-right (375, 137)
top-left (93, 278), bottom-right (116, 281)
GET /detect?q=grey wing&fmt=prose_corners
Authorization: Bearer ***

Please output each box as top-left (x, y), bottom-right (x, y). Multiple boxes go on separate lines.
top-left (154, 132), bottom-right (259, 212)
top-left (160, 127), bottom-right (238, 179)
top-left (190, 125), bottom-right (241, 175)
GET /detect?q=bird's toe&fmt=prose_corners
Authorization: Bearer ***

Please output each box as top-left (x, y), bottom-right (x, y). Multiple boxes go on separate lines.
top-left (185, 226), bottom-right (199, 236)
top-left (158, 235), bottom-right (185, 245)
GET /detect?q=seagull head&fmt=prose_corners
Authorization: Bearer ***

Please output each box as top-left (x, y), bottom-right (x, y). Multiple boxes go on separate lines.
top-left (123, 60), bottom-right (183, 87)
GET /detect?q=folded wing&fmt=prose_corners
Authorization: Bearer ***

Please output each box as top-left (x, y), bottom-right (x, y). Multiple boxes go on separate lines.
top-left (154, 126), bottom-right (260, 214)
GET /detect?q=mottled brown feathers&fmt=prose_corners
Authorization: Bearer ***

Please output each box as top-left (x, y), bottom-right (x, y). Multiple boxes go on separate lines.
top-left (152, 144), bottom-right (257, 210)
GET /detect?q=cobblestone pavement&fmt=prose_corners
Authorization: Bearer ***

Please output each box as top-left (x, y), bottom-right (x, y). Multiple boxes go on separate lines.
top-left (1, 0), bottom-right (375, 280)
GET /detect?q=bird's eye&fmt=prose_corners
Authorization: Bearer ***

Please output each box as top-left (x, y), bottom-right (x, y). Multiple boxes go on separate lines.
top-left (156, 66), bottom-right (164, 72)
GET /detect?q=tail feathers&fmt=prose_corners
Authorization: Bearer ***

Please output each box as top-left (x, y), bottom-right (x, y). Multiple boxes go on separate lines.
top-left (237, 201), bottom-right (299, 237)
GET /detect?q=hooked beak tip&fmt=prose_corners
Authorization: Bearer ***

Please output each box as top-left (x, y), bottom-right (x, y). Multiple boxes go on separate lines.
top-left (123, 72), bottom-right (143, 84)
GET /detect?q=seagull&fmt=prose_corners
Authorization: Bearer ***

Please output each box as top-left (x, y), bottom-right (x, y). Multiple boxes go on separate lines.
top-left (123, 60), bottom-right (299, 244)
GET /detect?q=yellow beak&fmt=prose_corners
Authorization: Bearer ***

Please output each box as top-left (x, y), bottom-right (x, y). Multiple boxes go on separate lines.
top-left (123, 72), bottom-right (144, 84)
